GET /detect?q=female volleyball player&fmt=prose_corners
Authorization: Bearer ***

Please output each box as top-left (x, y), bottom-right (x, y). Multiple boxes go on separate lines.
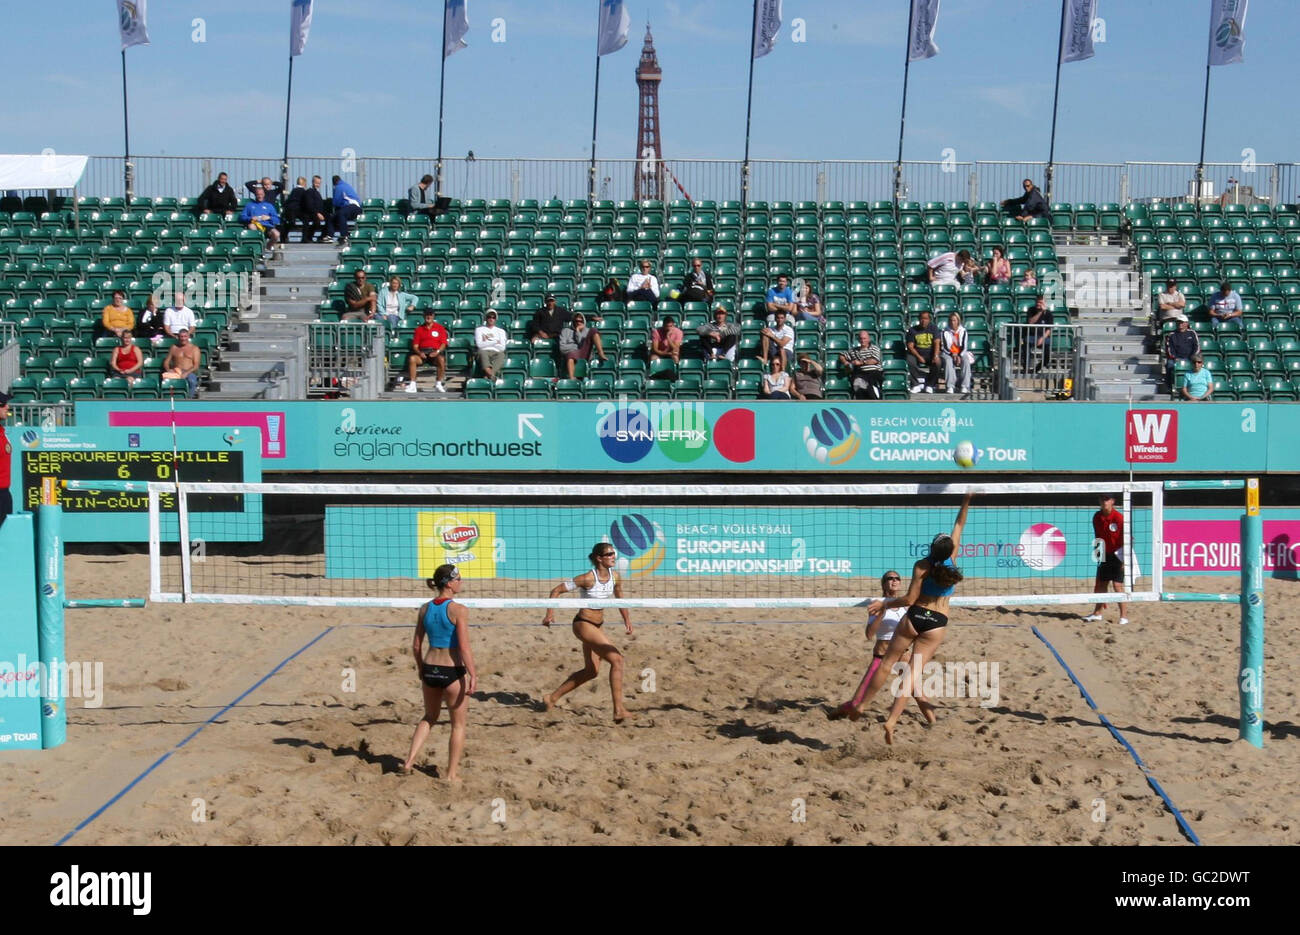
top-left (844, 491), bottom-right (974, 744)
top-left (826, 569), bottom-right (918, 719)
top-left (401, 564), bottom-right (478, 781)
top-left (542, 543), bottom-right (633, 723)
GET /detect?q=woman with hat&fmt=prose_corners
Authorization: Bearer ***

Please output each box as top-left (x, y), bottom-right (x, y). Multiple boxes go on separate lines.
top-left (400, 563), bottom-right (478, 781)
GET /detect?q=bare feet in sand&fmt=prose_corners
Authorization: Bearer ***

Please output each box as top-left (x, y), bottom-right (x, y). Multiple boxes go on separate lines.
top-left (542, 694), bottom-right (558, 712)
top-left (917, 700), bottom-right (938, 725)
top-left (614, 707), bottom-right (630, 724)
top-left (883, 722), bottom-right (896, 745)
top-left (847, 705), bottom-right (865, 722)
top-left (825, 703), bottom-right (851, 721)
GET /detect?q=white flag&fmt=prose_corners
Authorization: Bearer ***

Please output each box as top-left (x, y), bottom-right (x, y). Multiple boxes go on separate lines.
top-left (290, 0), bottom-right (313, 57)
top-left (444, 0), bottom-right (470, 59)
top-left (1208, 0), bottom-right (1248, 66)
top-left (117, 0), bottom-right (149, 51)
top-left (1060, 0), bottom-right (1098, 64)
top-left (751, 0), bottom-right (783, 60)
top-left (597, 0), bottom-right (629, 56)
top-left (908, 0), bottom-right (940, 61)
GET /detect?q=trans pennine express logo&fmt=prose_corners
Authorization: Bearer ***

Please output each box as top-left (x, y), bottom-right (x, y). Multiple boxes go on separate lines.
top-left (1019, 523), bottom-right (1068, 571)
top-left (804, 407), bottom-right (862, 465)
top-left (609, 513), bottom-right (665, 577)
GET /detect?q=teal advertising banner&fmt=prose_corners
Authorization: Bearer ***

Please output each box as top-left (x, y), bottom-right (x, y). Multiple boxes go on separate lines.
top-left (76, 400), bottom-right (1293, 475)
top-left (10, 426), bottom-right (263, 542)
top-left (0, 514), bottom-right (44, 750)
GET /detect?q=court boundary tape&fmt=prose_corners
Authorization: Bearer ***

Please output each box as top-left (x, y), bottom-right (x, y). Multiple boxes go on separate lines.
top-left (54, 626), bottom-right (336, 846)
top-left (1031, 625), bottom-right (1201, 846)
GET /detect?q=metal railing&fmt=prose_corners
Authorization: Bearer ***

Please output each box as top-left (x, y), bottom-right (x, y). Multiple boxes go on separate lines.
top-left (63, 156), bottom-right (1298, 207)
top-left (307, 322), bottom-right (387, 399)
top-left (0, 322), bottom-right (17, 394)
top-left (996, 322), bottom-right (1083, 400)
top-left (6, 400), bottom-right (74, 428)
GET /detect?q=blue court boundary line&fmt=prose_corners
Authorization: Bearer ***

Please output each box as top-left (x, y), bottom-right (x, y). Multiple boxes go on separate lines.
top-left (1031, 626), bottom-right (1201, 846)
top-left (54, 626), bottom-right (336, 846)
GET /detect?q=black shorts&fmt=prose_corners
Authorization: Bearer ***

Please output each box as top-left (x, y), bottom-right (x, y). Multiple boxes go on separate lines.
top-left (908, 605), bottom-right (948, 633)
top-left (1097, 553), bottom-right (1124, 583)
top-left (421, 664), bottom-right (466, 689)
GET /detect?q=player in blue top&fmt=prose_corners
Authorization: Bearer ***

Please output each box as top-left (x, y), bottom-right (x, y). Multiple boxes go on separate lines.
top-left (400, 564), bottom-right (478, 782)
top-left (842, 491), bottom-right (974, 744)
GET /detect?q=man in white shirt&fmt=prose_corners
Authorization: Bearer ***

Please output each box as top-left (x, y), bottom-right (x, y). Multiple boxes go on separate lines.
top-left (163, 292), bottom-right (198, 338)
top-left (627, 261), bottom-right (660, 306)
top-left (1156, 279), bottom-right (1186, 322)
top-left (474, 310), bottom-right (508, 378)
top-left (926, 251), bottom-right (959, 288)
top-left (760, 308), bottom-right (795, 365)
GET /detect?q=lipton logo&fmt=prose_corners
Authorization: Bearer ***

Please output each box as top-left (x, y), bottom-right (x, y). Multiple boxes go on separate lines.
top-left (442, 525), bottom-right (478, 545)
top-left (430, 515), bottom-right (480, 554)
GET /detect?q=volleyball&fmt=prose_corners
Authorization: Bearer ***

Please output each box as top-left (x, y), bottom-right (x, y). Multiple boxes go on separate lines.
top-left (668, 288), bottom-right (681, 300)
top-left (953, 440), bottom-right (978, 468)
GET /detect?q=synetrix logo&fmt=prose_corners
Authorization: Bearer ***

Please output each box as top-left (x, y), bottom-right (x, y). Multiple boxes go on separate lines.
top-left (595, 399), bottom-right (754, 464)
top-left (609, 513), bottom-right (665, 577)
top-left (804, 407), bottom-right (861, 465)
top-left (50, 865), bottom-right (151, 915)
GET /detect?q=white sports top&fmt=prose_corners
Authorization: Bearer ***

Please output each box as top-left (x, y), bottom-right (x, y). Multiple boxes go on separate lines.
top-left (579, 566), bottom-right (617, 608)
top-left (870, 606), bottom-right (908, 643)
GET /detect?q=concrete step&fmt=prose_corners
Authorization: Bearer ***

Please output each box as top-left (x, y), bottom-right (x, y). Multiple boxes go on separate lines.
top-left (262, 265), bottom-right (335, 282)
top-left (240, 305), bottom-right (321, 322)
top-left (228, 336), bottom-right (307, 354)
top-left (260, 281), bottom-right (327, 299)
top-left (218, 356), bottom-right (291, 375)
top-left (205, 376), bottom-right (288, 397)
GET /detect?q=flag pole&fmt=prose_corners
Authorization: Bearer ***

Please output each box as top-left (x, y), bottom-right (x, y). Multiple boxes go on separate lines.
top-left (1195, 61), bottom-right (1212, 200)
top-left (281, 55), bottom-right (295, 198)
top-left (436, 1), bottom-right (449, 198)
top-left (588, 51), bottom-right (602, 204)
top-left (894, 1), bottom-right (917, 210)
top-left (1045, 0), bottom-right (1068, 204)
top-left (741, 0), bottom-right (759, 213)
top-left (121, 49), bottom-right (133, 201)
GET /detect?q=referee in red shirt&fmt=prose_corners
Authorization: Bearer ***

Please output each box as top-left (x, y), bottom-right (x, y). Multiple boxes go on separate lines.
top-left (0, 391), bottom-right (12, 528)
top-left (1083, 493), bottom-right (1128, 625)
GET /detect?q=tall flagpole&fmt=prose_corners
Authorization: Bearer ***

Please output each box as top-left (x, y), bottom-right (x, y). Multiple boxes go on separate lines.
top-left (1045, 0), bottom-right (1068, 204)
top-left (281, 55), bottom-right (295, 197)
top-left (894, 1), bottom-right (917, 209)
top-left (741, 0), bottom-right (759, 212)
top-left (1195, 63), bottom-right (1212, 199)
top-left (589, 48), bottom-right (602, 203)
top-left (121, 50), bottom-right (133, 201)
top-left (436, 1), bottom-right (449, 198)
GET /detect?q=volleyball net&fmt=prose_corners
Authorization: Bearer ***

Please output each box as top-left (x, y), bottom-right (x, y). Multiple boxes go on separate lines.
top-left (140, 481), bottom-right (1165, 609)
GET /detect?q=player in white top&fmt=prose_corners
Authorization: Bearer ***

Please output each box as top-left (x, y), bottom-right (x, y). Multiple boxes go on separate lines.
top-left (542, 542), bottom-right (633, 723)
top-left (827, 570), bottom-right (926, 720)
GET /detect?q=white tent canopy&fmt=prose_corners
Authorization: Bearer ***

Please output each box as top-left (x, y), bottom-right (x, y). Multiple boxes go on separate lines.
top-left (0, 154), bottom-right (89, 190)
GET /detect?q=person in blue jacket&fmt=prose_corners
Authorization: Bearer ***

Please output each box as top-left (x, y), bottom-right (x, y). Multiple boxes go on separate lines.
top-left (239, 185), bottom-right (281, 249)
top-left (324, 175), bottom-right (362, 245)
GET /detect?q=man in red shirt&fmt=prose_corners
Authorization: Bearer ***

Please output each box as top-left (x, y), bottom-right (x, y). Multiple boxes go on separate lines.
top-left (406, 309), bottom-right (448, 393)
top-left (1083, 493), bottom-right (1128, 625)
top-left (0, 391), bottom-right (12, 528)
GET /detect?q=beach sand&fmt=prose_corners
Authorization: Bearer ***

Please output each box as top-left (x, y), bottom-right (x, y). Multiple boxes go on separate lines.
top-left (0, 553), bottom-right (1295, 846)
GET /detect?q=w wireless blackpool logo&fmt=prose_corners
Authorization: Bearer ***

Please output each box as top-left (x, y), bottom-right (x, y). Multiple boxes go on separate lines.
top-left (804, 407), bottom-right (861, 465)
top-left (609, 513), bottom-right (665, 577)
top-left (595, 401), bottom-right (754, 464)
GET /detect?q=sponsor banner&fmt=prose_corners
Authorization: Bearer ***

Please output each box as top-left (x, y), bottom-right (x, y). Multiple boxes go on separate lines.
top-left (0, 515), bottom-right (43, 750)
top-left (1162, 509), bottom-right (1300, 575)
top-left (76, 400), bottom-right (1281, 474)
top-left (324, 505), bottom-right (1155, 583)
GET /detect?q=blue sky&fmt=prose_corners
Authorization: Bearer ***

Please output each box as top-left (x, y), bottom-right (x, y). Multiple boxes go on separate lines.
top-left (1, 1), bottom-right (1293, 167)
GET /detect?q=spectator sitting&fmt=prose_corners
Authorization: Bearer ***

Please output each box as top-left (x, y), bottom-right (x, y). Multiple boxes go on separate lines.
top-left (791, 354), bottom-right (824, 400)
top-left (1156, 279), bottom-right (1187, 322)
top-left (1020, 296), bottom-right (1055, 370)
top-left (765, 274), bottom-right (795, 323)
top-left (558, 313), bottom-right (608, 379)
top-left (474, 310), bottom-right (508, 379)
top-left (406, 309), bottom-right (448, 393)
top-left (341, 269), bottom-right (378, 322)
top-left (986, 246), bottom-right (1011, 285)
top-left (163, 292), bottom-right (197, 339)
top-left (1003, 178), bottom-right (1048, 221)
top-left (927, 250), bottom-right (967, 288)
top-left (136, 295), bottom-right (167, 344)
top-left (627, 261), bottom-right (661, 306)
top-left (1180, 354), bottom-right (1214, 401)
top-left (958, 252), bottom-right (982, 286)
top-left (196, 172), bottom-right (239, 217)
top-left (408, 174), bottom-right (438, 219)
top-left (906, 309), bottom-right (941, 393)
top-left (761, 355), bottom-right (793, 399)
top-left (161, 329), bottom-right (201, 398)
top-left (600, 278), bottom-right (625, 304)
top-left (240, 185), bottom-right (282, 251)
top-left (378, 276), bottom-right (417, 329)
top-left (941, 311), bottom-right (973, 396)
top-left (1208, 282), bottom-right (1243, 330)
top-left (282, 176), bottom-right (326, 243)
top-left (108, 332), bottom-right (143, 385)
top-left (323, 175), bottom-right (362, 245)
top-left (840, 330), bottom-right (883, 400)
top-left (794, 280), bottom-right (824, 324)
top-left (698, 305), bottom-right (740, 361)
top-left (1164, 314), bottom-right (1200, 388)
top-left (1021, 268), bottom-right (1038, 289)
top-left (529, 293), bottom-right (570, 339)
top-left (678, 258), bottom-right (714, 304)
top-left (100, 289), bottom-right (134, 339)
top-left (244, 175), bottom-right (284, 207)
top-left (650, 314), bottom-right (683, 364)
top-left (760, 308), bottom-right (794, 365)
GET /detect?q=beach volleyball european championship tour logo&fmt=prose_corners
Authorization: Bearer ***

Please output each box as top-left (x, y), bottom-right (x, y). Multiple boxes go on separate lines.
top-left (608, 513), bottom-right (665, 577)
top-left (804, 407), bottom-right (862, 465)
